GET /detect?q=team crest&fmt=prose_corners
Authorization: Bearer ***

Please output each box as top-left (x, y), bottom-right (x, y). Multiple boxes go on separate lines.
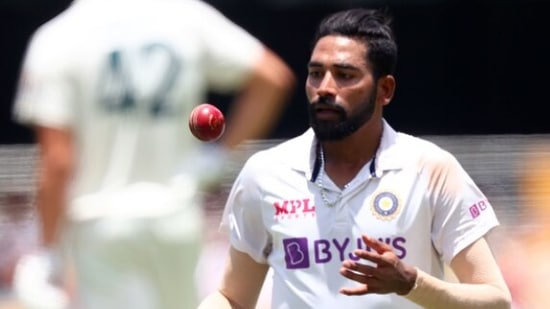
top-left (371, 191), bottom-right (401, 221)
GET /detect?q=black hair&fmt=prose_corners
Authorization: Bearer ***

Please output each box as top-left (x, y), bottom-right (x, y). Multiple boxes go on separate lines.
top-left (312, 8), bottom-right (398, 79)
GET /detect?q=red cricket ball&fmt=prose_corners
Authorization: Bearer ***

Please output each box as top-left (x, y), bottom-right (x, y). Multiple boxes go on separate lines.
top-left (188, 103), bottom-right (226, 142)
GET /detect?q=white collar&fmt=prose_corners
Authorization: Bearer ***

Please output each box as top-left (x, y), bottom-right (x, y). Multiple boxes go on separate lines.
top-left (287, 119), bottom-right (404, 179)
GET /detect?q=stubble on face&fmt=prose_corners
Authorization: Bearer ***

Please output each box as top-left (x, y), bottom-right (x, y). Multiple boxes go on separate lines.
top-left (308, 86), bottom-right (377, 141)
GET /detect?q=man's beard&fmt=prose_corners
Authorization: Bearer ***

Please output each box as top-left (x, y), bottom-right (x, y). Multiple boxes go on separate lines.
top-left (308, 90), bottom-right (377, 141)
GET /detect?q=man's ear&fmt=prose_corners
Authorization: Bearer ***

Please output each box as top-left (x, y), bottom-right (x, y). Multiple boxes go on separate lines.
top-left (377, 74), bottom-right (396, 106)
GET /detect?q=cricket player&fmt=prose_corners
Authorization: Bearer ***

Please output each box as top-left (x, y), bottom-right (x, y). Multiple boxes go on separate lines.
top-left (198, 8), bottom-right (511, 309)
top-left (11, 0), bottom-right (295, 308)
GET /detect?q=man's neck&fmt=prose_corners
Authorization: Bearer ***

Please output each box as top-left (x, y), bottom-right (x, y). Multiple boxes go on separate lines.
top-left (318, 119), bottom-right (383, 187)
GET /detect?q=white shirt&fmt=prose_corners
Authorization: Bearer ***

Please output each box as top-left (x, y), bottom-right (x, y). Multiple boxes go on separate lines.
top-left (222, 120), bottom-right (500, 309)
top-left (13, 0), bottom-right (263, 220)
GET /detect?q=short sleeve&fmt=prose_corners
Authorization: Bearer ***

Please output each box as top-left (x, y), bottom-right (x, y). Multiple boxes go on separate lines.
top-left (12, 25), bottom-right (75, 129)
top-left (221, 154), bottom-right (271, 264)
top-left (429, 152), bottom-right (500, 264)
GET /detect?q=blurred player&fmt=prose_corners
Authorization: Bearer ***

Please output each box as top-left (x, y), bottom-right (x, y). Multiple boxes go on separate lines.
top-left (11, 0), bottom-right (295, 308)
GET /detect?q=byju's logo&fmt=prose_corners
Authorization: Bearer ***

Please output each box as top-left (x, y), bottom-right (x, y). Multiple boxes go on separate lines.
top-left (282, 236), bottom-right (407, 269)
top-left (283, 238), bottom-right (310, 269)
top-left (273, 198), bottom-right (315, 220)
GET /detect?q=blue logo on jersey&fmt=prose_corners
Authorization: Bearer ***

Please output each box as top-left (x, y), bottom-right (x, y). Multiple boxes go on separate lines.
top-left (371, 191), bottom-right (401, 220)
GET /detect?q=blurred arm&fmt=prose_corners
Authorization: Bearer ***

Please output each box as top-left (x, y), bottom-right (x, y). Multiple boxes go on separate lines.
top-left (219, 48), bottom-right (295, 150)
top-left (405, 237), bottom-right (512, 309)
top-left (197, 246), bottom-right (269, 309)
top-left (35, 126), bottom-right (74, 247)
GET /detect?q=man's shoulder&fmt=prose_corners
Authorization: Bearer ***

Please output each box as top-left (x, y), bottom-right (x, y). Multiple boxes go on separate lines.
top-left (27, 7), bottom-right (80, 51)
top-left (382, 121), bottom-right (452, 162)
top-left (244, 131), bottom-right (313, 170)
top-left (393, 131), bottom-right (457, 163)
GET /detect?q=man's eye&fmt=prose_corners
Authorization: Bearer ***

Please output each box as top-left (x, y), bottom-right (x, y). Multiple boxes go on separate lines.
top-left (337, 72), bottom-right (353, 79)
top-left (308, 71), bottom-right (323, 78)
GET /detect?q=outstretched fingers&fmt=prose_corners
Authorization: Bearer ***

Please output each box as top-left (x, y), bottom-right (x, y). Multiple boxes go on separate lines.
top-left (353, 235), bottom-right (398, 267)
top-left (361, 235), bottom-right (393, 254)
top-left (339, 257), bottom-right (379, 295)
top-left (340, 260), bottom-right (379, 279)
top-left (339, 234), bottom-right (405, 296)
top-left (339, 284), bottom-right (370, 296)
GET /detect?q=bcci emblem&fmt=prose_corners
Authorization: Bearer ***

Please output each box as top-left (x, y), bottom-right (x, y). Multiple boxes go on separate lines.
top-left (371, 191), bottom-right (401, 221)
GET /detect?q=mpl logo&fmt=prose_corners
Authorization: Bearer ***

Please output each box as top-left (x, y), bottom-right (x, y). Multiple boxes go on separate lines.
top-left (273, 198), bottom-right (316, 220)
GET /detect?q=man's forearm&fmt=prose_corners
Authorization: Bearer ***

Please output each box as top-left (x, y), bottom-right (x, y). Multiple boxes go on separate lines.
top-left (38, 167), bottom-right (68, 247)
top-left (404, 269), bottom-right (511, 309)
top-left (36, 126), bottom-right (74, 248)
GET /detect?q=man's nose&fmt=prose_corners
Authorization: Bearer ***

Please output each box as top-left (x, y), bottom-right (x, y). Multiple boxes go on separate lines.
top-left (317, 73), bottom-right (337, 97)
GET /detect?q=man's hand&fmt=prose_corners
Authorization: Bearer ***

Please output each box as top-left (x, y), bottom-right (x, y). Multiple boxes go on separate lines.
top-left (339, 234), bottom-right (417, 296)
top-left (12, 248), bottom-right (69, 309)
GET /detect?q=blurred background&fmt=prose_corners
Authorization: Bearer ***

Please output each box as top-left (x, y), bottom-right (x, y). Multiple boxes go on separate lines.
top-left (1, 0), bottom-right (550, 142)
top-left (1, 0), bottom-right (549, 308)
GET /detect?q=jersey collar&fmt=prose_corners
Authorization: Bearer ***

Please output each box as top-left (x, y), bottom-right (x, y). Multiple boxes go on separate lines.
top-left (289, 119), bottom-right (405, 179)
top-left (372, 119), bottom-right (406, 177)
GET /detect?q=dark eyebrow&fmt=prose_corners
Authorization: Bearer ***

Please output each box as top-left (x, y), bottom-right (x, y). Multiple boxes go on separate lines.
top-left (307, 61), bottom-right (361, 71)
top-left (307, 61), bottom-right (323, 68)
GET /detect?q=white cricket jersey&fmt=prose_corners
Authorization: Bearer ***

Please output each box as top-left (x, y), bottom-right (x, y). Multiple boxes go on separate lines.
top-left (13, 0), bottom-right (263, 220)
top-left (222, 120), bottom-right (500, 309)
